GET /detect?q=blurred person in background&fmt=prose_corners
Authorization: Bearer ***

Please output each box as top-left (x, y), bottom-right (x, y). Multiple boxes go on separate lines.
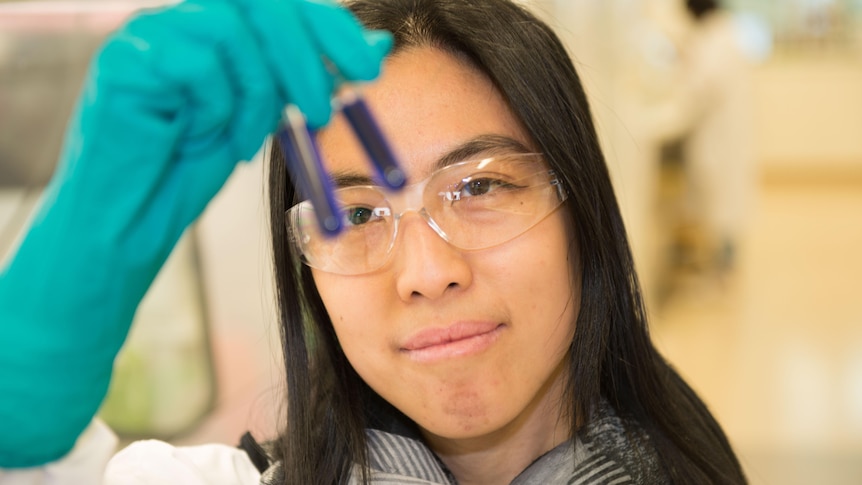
top-left (650, 0), bottom-right (762, 278)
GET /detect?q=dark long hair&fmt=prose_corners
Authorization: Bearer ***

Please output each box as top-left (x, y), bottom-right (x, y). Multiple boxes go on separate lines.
top-left (268, 0), bottom-right (746, 483)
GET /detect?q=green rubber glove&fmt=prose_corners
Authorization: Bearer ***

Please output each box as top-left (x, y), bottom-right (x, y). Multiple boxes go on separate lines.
top-left (0, 0), bottom-right (391, 468)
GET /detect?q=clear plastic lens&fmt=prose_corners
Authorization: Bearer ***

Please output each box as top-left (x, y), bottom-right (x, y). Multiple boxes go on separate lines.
top-left (287, 154), bottom-right (565, 275)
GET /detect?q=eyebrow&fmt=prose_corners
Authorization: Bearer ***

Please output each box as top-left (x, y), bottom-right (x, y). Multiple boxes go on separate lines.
top-left (329, 134), bottom-right (533, 188)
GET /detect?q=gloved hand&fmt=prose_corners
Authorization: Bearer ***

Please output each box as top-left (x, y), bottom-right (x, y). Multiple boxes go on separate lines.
top-left (0, 0), bottom-right (391, 467)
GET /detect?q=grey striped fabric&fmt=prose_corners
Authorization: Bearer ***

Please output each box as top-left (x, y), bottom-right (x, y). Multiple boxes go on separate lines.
top-left (361, 431), bottom-right (452, 483)
top-left (262, 402), bottom-right (668, 484)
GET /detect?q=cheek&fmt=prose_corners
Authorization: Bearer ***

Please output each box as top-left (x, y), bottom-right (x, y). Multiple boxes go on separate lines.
top-left (311, 271), bottom-right (394, 371)
top-left (484, 213), bottom-right (578, 313)
top-left (493, 213), bottom-right (580, 376)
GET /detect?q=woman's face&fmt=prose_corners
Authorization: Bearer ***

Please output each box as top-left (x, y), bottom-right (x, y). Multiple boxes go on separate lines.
top-left (313, 47), bottom-right (580, 446)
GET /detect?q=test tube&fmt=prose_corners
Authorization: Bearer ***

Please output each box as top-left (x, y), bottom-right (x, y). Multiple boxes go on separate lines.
top-left (339, 88), bottom-right (406, 190)
top-left (278, 105), bottom-right (343, 237)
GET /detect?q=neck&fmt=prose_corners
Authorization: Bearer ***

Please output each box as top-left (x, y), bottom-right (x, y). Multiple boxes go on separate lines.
top-left (422, 363), bottom-right (572, 485)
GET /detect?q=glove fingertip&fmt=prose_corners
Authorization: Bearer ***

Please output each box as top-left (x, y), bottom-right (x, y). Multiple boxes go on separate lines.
top-left (302, 103), bottom-right (332, 131)
top-left (354, 30), bottom-right (394, 81)
top-left (364, 29), bottom-right (394, 61)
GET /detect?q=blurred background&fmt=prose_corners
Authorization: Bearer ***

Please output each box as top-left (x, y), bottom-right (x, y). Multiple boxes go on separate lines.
top-left (1, 0), bottom-right (860, 483)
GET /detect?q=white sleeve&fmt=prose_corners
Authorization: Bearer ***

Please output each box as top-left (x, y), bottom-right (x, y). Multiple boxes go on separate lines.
top-left (0, 420), bottom-right (262, 485)
top-left (104, 437), bottom-right (262, 485)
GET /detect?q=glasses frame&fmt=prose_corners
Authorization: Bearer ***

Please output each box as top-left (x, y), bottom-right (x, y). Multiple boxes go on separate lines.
top-left (286, 153), bottom-right (567, 275)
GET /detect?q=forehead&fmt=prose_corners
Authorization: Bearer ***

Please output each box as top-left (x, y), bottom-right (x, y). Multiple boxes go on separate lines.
top-left (316, 47), bottom-right (532, 182)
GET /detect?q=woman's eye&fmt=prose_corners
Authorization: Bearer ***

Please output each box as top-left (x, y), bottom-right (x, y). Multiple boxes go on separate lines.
top-left (344, 207), bottom-right (375, 226)
top-left (462, 178), bottom-right (508, 197)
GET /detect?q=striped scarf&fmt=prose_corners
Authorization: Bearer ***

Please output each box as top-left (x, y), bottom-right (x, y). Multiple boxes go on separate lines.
top-left (258, 401), bottom-right (668, 484)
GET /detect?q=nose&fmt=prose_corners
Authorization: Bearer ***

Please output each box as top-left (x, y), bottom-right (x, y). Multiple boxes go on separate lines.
top-left (392, 213), bottom-right (473, 302)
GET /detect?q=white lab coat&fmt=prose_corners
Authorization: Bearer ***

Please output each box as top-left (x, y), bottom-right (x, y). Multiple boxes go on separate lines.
top-left (646, 9), bottom-right (758, 249)
top-left (0, 420), bottom-right (260, 485)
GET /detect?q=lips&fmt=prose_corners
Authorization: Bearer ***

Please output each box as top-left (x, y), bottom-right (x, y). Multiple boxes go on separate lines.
top-left (400, 321), bottom-right (504, 363)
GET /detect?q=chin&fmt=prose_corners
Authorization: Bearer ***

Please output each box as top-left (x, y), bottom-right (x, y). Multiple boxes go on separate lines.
top-left (414, 403), bottom-right (512, 441)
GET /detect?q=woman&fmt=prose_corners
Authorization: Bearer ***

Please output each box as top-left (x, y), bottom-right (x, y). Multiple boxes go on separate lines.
top-left (0, 0), bottom-right (746, 483)
top-left (264, 1), bottom-right (745, 483)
